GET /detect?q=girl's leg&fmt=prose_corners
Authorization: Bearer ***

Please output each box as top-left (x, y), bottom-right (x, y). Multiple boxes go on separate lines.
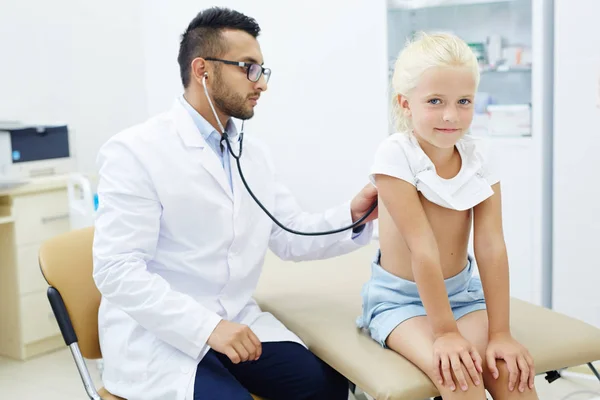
top-left (386, 316), bottom-right (486, 400)
top-left (457, 311), bottom-right (539, 400)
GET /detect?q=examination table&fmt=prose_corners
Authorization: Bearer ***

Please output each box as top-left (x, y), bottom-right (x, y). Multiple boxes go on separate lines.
top-left (254, 242), bottom-right (600, 400)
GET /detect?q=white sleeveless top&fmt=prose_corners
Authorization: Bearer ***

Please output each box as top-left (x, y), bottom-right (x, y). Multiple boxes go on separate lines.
top-left (369, 132), bottom-right (499, 211)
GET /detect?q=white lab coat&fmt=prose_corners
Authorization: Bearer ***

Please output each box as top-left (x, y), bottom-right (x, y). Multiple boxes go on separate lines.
top-left (92, 99), bottom-right (373, 400)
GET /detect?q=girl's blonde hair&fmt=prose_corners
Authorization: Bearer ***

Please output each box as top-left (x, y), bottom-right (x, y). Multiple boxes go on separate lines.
top-left (391, 31), bottom-right (480, 132)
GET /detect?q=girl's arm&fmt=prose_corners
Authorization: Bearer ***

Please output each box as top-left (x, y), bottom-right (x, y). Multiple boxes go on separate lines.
top-left (374, 174), bottom-right (457, 336)
top-left (472, 182), bottom-right (510, 335)
top-left (473, 182), bottom-right (536, 391)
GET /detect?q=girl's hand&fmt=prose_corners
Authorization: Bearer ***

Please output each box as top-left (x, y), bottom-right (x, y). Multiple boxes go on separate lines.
top-left (432, 332), bottom-right (483, 391)
top-left (486, 332), bottom-right (535, 392)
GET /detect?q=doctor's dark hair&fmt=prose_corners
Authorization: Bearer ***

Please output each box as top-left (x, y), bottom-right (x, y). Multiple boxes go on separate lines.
top-left (178, 7), bottom-right (261, 88)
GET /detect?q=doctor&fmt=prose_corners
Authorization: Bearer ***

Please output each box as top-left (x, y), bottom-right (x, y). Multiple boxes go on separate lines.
top-left (93, 6), bottom-right (378, 400)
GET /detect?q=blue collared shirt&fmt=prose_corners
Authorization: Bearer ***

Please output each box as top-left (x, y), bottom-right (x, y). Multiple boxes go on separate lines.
top-left (180, 95), bottom-right (234, 192)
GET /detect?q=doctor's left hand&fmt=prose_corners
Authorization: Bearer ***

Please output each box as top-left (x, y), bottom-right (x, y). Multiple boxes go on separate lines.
top-left (350, 183), bottom-right (378, 225)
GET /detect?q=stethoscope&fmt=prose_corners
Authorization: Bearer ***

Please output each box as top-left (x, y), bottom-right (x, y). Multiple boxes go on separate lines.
top-left (202, 72), bottom-right (377, 236)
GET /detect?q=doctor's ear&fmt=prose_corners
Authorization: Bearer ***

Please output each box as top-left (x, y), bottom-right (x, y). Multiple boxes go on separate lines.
top-left (191, 57), bottom-right (209, 83)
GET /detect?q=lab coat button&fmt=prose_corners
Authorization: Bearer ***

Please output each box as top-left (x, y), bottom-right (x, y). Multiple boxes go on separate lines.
top-left (180, 365), bottom-right (189, 374)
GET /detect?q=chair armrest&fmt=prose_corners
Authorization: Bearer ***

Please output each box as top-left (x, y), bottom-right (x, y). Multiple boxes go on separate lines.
top-left (47, 286), bottom-right (78, 346)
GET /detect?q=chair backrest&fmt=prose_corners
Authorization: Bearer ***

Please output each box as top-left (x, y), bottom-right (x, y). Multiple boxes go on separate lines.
top-left (38, 226), bottom-right (101, 359)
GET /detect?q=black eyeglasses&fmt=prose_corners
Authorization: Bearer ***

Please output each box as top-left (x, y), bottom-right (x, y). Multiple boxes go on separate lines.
top-left (205, 57), bottom-right (271, 83)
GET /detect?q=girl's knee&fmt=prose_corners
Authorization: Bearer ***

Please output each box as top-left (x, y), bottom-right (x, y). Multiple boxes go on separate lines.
top-left (483, 361), bottom-right (538, 399)
top-left (432, 363), bottom-right (486, 400)
top-left (436, 384), bottom-right (486, 400)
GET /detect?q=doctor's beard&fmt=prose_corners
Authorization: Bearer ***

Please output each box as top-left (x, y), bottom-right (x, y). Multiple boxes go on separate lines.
top-left (213, 73), bottom-right (255, 120)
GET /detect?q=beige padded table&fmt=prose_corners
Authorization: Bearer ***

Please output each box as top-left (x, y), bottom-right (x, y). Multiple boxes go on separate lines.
top-left (254, 243), bottom-right (600, 400)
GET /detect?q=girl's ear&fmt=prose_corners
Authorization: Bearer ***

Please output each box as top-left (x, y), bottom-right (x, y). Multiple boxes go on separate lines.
top-left (398, 94), bottom-right (411, 117)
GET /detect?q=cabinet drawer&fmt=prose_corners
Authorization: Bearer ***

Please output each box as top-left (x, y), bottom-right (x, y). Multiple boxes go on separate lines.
top-left (13, 190), bottom-right (70, 246)
top-left (20, 291), bottom-right (60, 344)
top-left (17, 243), bottom-right (48, 295)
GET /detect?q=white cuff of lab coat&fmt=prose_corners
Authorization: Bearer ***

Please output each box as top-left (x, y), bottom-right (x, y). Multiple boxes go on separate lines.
top-left (339, 199), bottom-right (374, 243)
top-left (330, 200), bottom-right (374, 246)
top-left (185, 312), bottom-right (222, 359)
top-left (351, 221), bottom-right (374, 245)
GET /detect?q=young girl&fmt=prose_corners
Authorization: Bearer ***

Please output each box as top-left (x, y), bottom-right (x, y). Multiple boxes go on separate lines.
top-left (357, 32), bottom-right (538, 399)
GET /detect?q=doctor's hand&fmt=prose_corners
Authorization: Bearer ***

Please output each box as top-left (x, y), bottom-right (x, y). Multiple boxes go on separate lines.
top-left (207, 320), bottom-right (262, 364)
top-left (350, 183), bottom-right (378, 225)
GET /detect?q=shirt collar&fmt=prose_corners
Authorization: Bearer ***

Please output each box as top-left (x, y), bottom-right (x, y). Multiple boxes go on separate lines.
top-left (179, 94), bottom-right (239, 143)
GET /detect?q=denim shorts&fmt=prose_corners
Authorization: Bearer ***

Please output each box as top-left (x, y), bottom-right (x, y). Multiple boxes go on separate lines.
top-left (356, 249), bottom-right (487, 347)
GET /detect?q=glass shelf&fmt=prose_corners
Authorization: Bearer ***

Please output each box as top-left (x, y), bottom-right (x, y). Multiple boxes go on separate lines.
top-left (387, 0), bottom-right (532, 102)
top-left (387, 65), bottom-right (532, 77)
top-left (388, 0), bottom-right (516, 10)
top-left (481, 65), bottom-right (532, 73)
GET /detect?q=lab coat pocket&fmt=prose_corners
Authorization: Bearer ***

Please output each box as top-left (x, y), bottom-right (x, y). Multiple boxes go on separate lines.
top-left (100, 326), bottom-right (147, 384)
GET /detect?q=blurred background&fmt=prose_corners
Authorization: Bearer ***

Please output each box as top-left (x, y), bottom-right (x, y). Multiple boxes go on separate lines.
top-left (0, 0), bottom-right (599, 398)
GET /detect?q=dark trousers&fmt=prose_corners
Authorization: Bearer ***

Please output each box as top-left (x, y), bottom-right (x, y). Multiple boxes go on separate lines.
top-left (194, 341), bottom-right (348, 400)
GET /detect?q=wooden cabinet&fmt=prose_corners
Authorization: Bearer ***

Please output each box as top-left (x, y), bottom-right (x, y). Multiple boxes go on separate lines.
top-left (0, 176), bottom-right (72, 359)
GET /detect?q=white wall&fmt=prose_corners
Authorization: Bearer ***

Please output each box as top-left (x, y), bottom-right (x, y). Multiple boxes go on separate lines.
top-left (142, 0), bottom-right (389, 211)
top-left (553, 0), bottom-right (600, 327)
top-left (2, 0), bottom-right (389, 218)
top-left (0, 0), bottom-right (148, 174)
